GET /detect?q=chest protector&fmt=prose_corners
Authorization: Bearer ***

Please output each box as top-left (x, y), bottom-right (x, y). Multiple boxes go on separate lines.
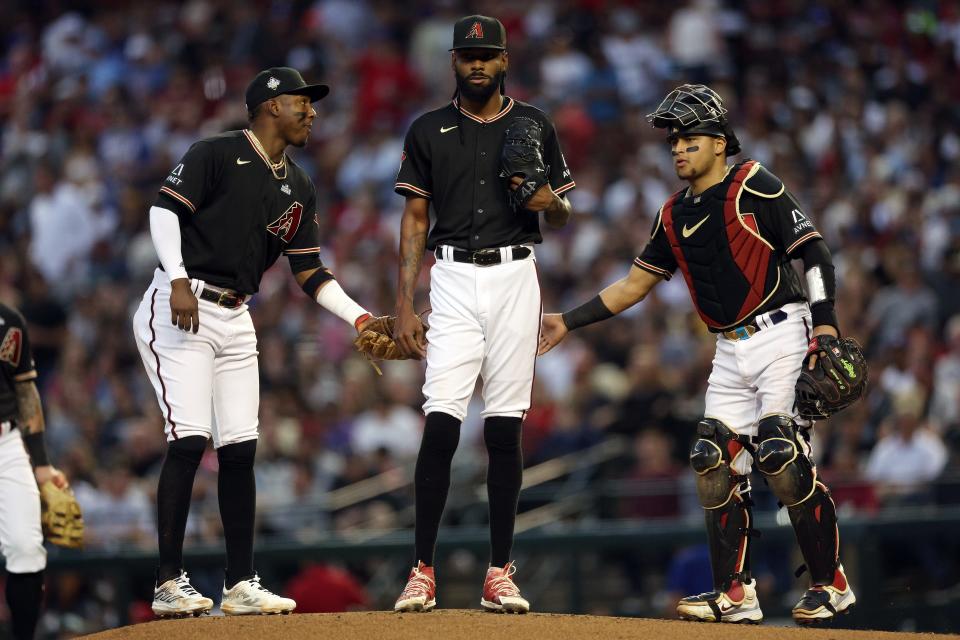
top-left (660, 160), bottom-right (780, 330)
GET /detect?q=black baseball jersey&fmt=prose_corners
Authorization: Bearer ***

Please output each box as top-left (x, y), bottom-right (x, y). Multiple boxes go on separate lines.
top-left (0, 303), bottom-right (37, 424)
top-left (155, 130), bottom-right (322, 295)
top-left (395, 97), bottom-right (575, 250)
top-left (634, 160), bottom-right (820, 330)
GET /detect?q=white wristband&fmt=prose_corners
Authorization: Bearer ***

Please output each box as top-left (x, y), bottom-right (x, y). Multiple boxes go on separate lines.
top-left (149, 206), bottom-right (189, 282)
top-left (315, 280), bottom-right (368, 326)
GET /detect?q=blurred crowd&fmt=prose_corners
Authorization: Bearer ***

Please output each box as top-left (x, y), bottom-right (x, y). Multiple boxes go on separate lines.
top-left (1, 0), bottom-right (960, 634)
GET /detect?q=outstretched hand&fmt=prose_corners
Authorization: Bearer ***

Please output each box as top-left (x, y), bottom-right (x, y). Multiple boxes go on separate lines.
top-left (538, 313), bottom-right (568, 355)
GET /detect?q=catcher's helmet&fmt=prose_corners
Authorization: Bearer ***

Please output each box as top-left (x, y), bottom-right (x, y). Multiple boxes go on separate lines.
top-left (647, 84), bottom-right (741, 155)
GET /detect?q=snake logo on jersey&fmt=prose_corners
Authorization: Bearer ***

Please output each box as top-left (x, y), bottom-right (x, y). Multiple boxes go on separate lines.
top-left (266, 201), bottom-right (303, 242)
top-left (0, 327), bottom-right (22, 367)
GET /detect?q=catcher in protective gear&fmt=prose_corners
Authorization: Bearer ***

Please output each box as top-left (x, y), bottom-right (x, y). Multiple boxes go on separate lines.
top-left (795, 335), bottom-right (868, 419)
top-left (40, 480), bottom-right (84, 549)
top-left (354, 312), bottom-right (429, 375)
top-left (499, 116), bottom-right (550, 212)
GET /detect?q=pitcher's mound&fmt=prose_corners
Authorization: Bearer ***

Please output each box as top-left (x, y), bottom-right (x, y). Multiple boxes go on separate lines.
top-left (83, 610), bottom-right (958, 640)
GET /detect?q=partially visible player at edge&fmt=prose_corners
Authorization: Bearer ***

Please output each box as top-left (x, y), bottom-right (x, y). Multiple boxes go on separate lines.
top-left (391, 15), bottom-right (575, 614)
top-left (132, 67), bottom-right (376, 618)
top-left (539, 84), bottom-right (856, 625)
top-left (0, 302), bottom-right (71, 640)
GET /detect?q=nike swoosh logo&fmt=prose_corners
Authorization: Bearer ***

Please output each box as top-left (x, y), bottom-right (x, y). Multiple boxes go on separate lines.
top-left (440, 126), bottom-right (458, 133)
top-left (758, 450), bottom-right (776, 462)
top-left (236, 158), bottom-right (251, 165)
top-left (682, 215), bottom-right (710, 238)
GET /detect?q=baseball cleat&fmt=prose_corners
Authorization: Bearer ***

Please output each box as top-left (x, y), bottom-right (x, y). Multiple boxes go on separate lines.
top-left (481, 561), bottom-right (529, 614)
top-left (394, 562), bottom-right (436, 612)
top-left (152, 571), bottom-right (214, 618)
top-left (677, 578), bottom-right (763, 624)
top-left (792, 565), bottom-right (856, 624)
top-left (221, 574), bottom-right (296, 615)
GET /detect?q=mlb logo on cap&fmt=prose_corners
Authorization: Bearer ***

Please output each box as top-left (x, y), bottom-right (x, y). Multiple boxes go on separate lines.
top-left (450, 15), bottom-right (506, 51)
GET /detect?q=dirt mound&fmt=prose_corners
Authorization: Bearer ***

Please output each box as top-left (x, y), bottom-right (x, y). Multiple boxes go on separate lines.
top-left (83, 610), bottom-right (958, 640)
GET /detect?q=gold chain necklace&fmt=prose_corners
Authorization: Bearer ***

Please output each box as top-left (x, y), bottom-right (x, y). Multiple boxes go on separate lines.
top-left (246, 129), bottom-right (287, 180)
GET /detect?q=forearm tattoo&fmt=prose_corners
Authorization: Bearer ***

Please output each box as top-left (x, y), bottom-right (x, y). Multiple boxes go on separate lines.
top-left (16, 382), bottom-right (45, 434)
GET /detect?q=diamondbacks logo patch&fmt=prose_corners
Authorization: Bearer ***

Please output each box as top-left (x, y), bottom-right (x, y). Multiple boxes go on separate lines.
top-left (466, 21), bottom-right (484, 39)
top-left (0, 327), bottom-right (22, 367)
top-left (266, 201), bottom-right (303, 243)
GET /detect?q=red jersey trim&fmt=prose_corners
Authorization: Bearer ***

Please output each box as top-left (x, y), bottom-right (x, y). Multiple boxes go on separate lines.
top-left (159, 187), bottom-right (196, 213)
top-left (452, 97), bottom-right (515, 123)
top-left (633, 258), bottom-right (672, 280)
top-left (786, 231), bottom-right (822, 255)
top-left (554, 181), bottom-right (576, 195)
top-left (395, 182), bottom-right (431, 198)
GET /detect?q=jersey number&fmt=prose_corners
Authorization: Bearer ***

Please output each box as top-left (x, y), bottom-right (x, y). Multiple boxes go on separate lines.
top-left (266, 201), bottom-right (303, 243)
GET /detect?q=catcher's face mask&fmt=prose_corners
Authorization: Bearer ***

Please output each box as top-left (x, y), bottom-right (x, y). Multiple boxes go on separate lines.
top-left (648, 84), bottom-right (741, 156)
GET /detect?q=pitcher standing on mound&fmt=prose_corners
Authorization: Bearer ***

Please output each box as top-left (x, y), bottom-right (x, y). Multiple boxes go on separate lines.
top-left (391, 15), bottom-right (575, 614)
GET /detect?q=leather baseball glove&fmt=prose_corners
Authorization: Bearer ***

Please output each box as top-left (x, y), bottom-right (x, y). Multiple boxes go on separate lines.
top-left (354, 313), bottom-right (428, 375)
top-left (499, 116), bottom-right (550, 212)
top-left (39, 481), bottom-right (84, 549)
top-left (795, 335), bottom-right (868, 420)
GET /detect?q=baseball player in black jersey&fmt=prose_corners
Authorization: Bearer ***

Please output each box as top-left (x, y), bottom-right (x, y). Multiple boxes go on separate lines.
top-left (392, 16), bottom-right (575, 614)
top-left (132, 68), bottom-right (375, 617)
top-left (540, 85), bottom-right (856, 625)
top-left (0, 302), bottom-right (71, 639)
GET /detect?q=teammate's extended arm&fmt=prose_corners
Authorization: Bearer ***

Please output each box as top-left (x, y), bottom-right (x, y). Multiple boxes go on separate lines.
top-left (394, 196), bottom-right (430, 359)
top-left (538, 265), bottom-right (662, 355)
top-left (293, 268), bottom-right (373, 333)
top-left (150, 206), bottom-right (199, 333)
top-left (17, 380), bottom-right (66, 488)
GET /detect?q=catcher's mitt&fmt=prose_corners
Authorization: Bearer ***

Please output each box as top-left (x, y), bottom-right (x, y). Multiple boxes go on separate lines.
top-left (795, 335), bottom-right (868, 420)
top-left (39, 481), bottom-right (84, 549)
top-left (499, 116), bottom-right (550, 212)
top-left (354, 313), bottom-right (428, 375)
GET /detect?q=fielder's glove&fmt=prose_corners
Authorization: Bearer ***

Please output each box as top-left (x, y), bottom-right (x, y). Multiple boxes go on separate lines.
top-left (354, 313), bottom-right (428, 375)
top-left (795, 335), bottom-right (868, 420)
top-left (499, 116), bottom-right (550, 212)
top-left (40, 481), bottom-right (84, 549)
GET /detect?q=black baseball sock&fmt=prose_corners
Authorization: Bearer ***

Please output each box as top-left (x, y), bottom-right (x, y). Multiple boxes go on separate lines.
top-left (414, 412), bottom-right (461, 566)
top-left (157, 435), bottom-right (207, 584)
top-left (6, 570), bottom-right (43, 640)
top-left (484, 416), bottom-right (523, 567)
top-left (217, 439), bottom-right (258, 588)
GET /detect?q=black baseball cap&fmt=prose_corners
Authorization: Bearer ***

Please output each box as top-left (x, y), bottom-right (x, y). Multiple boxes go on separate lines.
top-left (245, 67), bottom-right (329, 112)
top-left (450, 15), bottom-right (506, 51)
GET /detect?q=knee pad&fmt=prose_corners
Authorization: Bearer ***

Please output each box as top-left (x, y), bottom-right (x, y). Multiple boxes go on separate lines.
top-left (690, 419), bottom-right (751, 509)
top-left (217, 438), bottom-right (257, 469)
top-left (756, 415), bottom-right (816, 507)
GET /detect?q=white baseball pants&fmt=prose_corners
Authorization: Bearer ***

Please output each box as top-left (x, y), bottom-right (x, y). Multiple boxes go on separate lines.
top-left (423, 247), bottom-right (541, 421)
top-left (0, 428), bottom-right (46, 573)
top-left (704, 301), bottom-right (813, 475)
top-left (132, 269), bottom-right (260, 447)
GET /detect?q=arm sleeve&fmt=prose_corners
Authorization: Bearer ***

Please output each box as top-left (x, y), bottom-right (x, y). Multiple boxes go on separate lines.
top-left (542, 117), bottom-right (576, 196)
top-left (4, 310), bottom-right (37, 382)
top-left (633, 209), bottom-right (677, 280)
top-left (761, 190), bottom-right (823, 255)
top-left (154, 140), bottom-right (218, 216)
top-left (796, 238), bottom-right (838, 329)
top-left (284, 185), bottom-right (322, 266)
top-left (150, 206), bottom-right (189, 281)
top-left (394, 122), bottom-right (432, 199)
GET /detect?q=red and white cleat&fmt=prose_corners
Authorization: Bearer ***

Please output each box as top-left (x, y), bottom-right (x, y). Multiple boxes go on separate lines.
top-left (394, 562), bottom-right (436, 613)
top-left (481, 561), bottom-right (530, 614)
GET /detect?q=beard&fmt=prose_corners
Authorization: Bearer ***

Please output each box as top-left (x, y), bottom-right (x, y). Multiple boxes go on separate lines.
top-left (455, 68), bottom-right (504, 103)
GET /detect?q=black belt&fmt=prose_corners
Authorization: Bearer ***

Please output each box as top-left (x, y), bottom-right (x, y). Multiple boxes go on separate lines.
top-left (199, 287), bottom-right (246, 309)
top-left (435, 245), bottom-right (531, 266)
top-left (722, 309), bottom-right (788, 341)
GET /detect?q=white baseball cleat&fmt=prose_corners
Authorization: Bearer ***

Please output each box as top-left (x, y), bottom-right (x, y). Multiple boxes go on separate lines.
top-left (677, 578), bottom-right (763, 624)
top-left (152, 571), bottom-right (214, 618)
top-left (221, 574), bottom-right (296, 615)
